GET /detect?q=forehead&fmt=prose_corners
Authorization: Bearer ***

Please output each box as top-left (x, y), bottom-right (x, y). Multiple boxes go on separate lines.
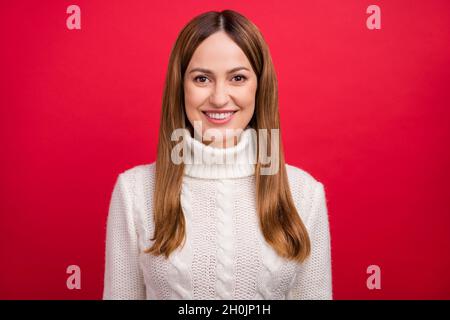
top-left (188, 31), bottom-right (252, 71)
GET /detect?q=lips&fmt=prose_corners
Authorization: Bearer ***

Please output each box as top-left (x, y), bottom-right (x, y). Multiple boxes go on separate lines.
top-left (201, 110), bottom-right (238, 124)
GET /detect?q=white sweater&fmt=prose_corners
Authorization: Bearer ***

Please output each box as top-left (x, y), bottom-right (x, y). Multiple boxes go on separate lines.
top-left (103, 129), bottom-right (332, 300)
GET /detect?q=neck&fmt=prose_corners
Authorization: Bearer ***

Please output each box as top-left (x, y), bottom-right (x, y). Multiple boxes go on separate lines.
top-left (203, 136), bottom-right (239, 148)
top-left (182, 127), bottom-right (257, 179)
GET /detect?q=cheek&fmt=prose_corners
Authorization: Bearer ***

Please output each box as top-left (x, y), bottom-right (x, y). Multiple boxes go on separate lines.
top-left (235, 84), bottom-right (257, 111)
top-left (183, 84), bottom-right (195, 109)
top-left (185, 83), bottom-right (207, 106)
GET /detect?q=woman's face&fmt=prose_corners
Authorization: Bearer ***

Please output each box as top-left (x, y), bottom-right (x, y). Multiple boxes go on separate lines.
top-left (183, 31), bottom-right (258, 148)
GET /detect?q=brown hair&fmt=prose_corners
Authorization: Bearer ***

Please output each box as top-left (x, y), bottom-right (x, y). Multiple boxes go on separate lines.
top-left (145, 10), bottom-right (311, 262)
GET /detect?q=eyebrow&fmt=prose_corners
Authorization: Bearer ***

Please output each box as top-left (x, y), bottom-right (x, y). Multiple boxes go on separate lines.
top-left (188, 66), bottom-right (250, 74)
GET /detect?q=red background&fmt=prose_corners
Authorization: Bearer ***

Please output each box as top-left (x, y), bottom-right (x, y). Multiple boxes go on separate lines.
top-left (1, 0), bottom-right (449, 299)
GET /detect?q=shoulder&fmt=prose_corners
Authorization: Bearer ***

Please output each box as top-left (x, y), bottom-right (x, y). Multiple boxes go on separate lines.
top-left (113, 162), bottom-right (157, 207)
top-left (285, 163), bottom-right (324, 198)
top-left (116, 162), bottom-right (156, 188)
top-left (119, 161), bottom-right (156, 179)
top-left (285, 163), bottom-right (320, 187)
top-left (113, 162), bottom-right (157, 238)
top-left (284, 163), bottom-right (327, 225)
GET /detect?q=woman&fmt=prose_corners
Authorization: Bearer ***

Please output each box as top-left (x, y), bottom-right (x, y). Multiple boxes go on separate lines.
top-left (103, 9), bottom-right (332, 300)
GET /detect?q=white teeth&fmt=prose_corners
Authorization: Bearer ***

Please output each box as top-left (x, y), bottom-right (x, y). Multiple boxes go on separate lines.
top-left (205, 112), bottom-right (234, 120)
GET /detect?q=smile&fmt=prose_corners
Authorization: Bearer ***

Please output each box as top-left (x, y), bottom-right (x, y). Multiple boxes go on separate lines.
top-left (202, 110), bottom-right (238, 124)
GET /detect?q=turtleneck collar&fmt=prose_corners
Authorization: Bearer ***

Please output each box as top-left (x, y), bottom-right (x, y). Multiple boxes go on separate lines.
top-left (182, 127), bottom-right (257, 179)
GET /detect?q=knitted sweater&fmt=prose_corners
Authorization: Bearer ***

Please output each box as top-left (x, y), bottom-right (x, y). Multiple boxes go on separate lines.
top-left (103, 129), bottom-right (332, 300)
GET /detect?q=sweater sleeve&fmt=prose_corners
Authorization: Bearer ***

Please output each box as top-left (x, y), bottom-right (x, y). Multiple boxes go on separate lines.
top-left (287, 181), bottom-right (333, 300)
top-left (103, 173), bottom-right (146, 299)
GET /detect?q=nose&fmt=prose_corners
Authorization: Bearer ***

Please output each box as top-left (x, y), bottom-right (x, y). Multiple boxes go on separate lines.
top-left (209, 82), bottom-right (229, 108)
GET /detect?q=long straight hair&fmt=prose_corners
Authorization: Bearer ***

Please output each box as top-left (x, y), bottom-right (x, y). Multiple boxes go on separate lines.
top-left (145, 10), bottom-right (311, 262)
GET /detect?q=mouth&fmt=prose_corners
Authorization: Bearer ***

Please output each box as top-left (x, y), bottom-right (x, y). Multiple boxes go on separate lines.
top-left (201, 110), bottom-right (238, 124)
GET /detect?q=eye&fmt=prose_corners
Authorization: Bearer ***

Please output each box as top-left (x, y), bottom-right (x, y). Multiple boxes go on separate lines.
top-left (232, 74), bottom-right (247, 82)
top-left (194, 75), bottom-right (209, 83)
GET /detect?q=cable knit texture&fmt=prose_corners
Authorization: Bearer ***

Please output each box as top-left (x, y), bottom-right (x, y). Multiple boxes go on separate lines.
top-left (103, 128), bottom-right (332, 300)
